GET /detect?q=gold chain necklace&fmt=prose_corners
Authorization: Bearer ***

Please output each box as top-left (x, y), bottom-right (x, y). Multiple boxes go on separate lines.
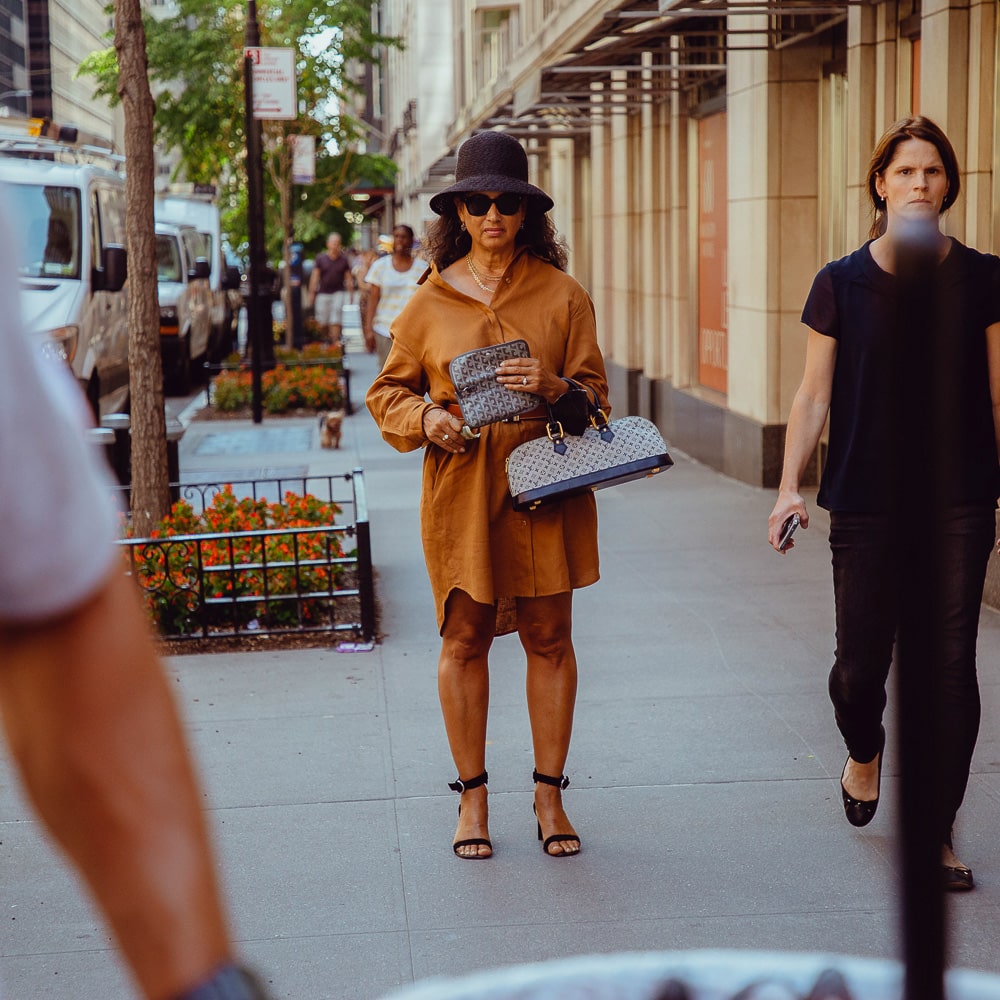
top-left (466, 254), bottom-right (506, 292)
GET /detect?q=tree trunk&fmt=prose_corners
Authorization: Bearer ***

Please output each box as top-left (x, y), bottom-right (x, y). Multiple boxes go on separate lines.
top-left (114, 0), bottom-right (169, 536)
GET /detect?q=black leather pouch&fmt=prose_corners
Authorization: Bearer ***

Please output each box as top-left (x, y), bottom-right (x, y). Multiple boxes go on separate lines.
top-left (549, 380), bottom-right (592, 436)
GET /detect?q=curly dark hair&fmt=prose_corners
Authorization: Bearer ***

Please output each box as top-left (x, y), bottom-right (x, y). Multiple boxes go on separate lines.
top-left (422, 197), bottom-right (568, 272)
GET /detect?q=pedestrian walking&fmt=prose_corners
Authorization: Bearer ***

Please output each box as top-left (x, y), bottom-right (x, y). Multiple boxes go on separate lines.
top-left (768, 116), bottom-right (1000, 891)
top-left (0, 201), bottom-right (270, 1000)
top-left (353, 247), bottom-right (378, 347)
top-left (364, 224), bottom-right (425, 368)
top-left (308, 231), bottom-right (354, 347)
top-left (366, 130), bottom-right (609, 860)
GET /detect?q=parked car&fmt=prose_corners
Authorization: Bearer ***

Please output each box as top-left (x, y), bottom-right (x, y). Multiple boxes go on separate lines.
top-left (156, 221), bottom-right (211, 393)
top-left (0, 118), bottom-right (130, 418)
top-left (155, 192), bottom-right (241, 362)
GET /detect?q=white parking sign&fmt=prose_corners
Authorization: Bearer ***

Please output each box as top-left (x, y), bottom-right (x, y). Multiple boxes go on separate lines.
top-left (245, 47), bottom-right (297, 120)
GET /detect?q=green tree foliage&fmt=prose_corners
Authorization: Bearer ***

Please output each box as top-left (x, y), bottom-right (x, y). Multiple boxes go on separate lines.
top-left (80, 0), bottom-right (400, 254)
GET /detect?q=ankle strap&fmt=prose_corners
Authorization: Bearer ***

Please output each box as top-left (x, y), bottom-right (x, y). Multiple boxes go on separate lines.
top-left (448, 770), bottom-right (488, 793)
top-left (533, 769), bottom-right (570, 789)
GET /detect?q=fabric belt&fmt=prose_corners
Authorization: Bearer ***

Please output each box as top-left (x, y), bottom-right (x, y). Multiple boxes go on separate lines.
top-left (439, 402), bottom-right (549, 423)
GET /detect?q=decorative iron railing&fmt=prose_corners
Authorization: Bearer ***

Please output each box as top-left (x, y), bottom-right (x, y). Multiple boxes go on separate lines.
top-left (117, 471), bottom-right (374, 642)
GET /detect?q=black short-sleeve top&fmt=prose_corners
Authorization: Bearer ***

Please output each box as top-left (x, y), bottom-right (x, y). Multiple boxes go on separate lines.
top-left (801, 239), bottom-right (1000, 512)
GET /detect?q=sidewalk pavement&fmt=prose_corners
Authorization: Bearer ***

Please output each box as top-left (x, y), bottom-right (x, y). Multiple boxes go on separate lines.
top-left (4, 347), bottom-right (1000, 1000)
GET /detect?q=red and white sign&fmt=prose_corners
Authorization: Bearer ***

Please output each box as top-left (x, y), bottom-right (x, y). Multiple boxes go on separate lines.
top-left (245, 47), bottom-right (297, 120)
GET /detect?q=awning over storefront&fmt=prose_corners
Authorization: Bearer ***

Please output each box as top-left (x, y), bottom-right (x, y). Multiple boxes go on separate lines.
top-left (424, 0), bottom-right (858, 188)
top-left (488, 0), bottom-right (858, 136)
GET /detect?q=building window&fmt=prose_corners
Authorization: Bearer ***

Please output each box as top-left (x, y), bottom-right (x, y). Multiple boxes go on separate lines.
top-left (476, 8), bottom-right (518, 91)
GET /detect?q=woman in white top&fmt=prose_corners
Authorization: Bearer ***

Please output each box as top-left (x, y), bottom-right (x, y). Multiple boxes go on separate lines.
top-left (365, 224), bottom-right (425, 367)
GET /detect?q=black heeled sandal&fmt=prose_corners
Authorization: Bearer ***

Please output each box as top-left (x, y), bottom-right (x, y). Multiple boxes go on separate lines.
top-left (532, 769), bottom-right (581, 857)
top-left (840, 728), bottom-right (885, 828)
top-left (448, 770), bottom-right (492, 860)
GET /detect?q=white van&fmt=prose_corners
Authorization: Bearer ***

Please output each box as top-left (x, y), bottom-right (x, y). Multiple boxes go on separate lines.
top-left (156, 220), bottom-right (212, 393)
top-left (155, 190), bottom-right (240, 361)
top-left (0, 118), bottom-right (130, 417)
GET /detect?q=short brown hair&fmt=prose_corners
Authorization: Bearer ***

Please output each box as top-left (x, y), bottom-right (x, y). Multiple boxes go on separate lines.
top-left (866, 116), bottom-right (960, 239)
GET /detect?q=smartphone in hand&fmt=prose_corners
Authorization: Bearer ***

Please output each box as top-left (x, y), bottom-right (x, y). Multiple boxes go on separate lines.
top-left (778, 513), bottom-right (801, 552)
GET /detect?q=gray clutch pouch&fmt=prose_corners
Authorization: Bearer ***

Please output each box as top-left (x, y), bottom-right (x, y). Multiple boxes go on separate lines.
top-left (448, 340), bottom-right (545, 429)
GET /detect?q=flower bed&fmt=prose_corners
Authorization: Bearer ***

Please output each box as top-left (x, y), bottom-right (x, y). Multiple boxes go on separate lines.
top-left (210, 344), bottom-right (346, 414)
top-left (118, 473), bottom-right (375, 641)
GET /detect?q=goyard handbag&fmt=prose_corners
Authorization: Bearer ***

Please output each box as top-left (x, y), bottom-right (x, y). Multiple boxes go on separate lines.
top-left (506, 406), bottom-right (673, 511)
top-left (449, 340), bottom-right (545, 429)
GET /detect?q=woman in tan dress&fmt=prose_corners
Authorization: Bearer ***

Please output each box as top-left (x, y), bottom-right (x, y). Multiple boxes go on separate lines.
top-left (366, 131), bottom-right (609, 860)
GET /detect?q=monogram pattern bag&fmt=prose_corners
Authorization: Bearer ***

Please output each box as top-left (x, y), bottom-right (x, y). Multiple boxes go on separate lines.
top-left (449, 340), bottom-right (545, 429)
top-left (506, 410), bottom-right (673, 511)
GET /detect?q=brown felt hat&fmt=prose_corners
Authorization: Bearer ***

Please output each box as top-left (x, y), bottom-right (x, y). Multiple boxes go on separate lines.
top-left (429, 131), bottom-right (554, 216)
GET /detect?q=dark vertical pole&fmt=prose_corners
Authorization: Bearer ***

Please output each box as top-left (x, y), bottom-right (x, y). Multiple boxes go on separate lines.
top-left (243, 1), bottom-right (264, 423)
top-left (290, 240), bottom-right (304, 348)
top-left (352, 468), bottom-right (376, 642)
top-left (894, 223), bottom-right (947, 1000)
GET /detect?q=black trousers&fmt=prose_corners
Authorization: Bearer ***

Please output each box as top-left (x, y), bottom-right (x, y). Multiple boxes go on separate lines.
top-left (828, 504), bottom-right (996, 841)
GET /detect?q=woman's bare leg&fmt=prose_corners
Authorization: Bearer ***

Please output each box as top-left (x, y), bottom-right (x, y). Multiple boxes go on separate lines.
top-left (518, 592), bottom-right (580, 855)
top-left (438, 590), bottom-right (495, 858)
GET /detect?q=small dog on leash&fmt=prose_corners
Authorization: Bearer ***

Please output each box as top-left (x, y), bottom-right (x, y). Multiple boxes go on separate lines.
top-left (318, 409), bottom-right (345, 449)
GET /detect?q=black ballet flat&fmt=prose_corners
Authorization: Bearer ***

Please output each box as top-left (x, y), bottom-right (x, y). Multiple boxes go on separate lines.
top-left (840, 731), bottom-right (885, 828)
top-left (448, 770), bottom-right (492, 860)
top-left (942, 864), bottom-right (975, 892)
top-left (532, 769), bottom-right (581, 857)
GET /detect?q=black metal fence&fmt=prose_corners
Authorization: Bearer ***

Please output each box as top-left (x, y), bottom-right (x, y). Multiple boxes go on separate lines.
top-left (117, 471), bottom-right (374, 642)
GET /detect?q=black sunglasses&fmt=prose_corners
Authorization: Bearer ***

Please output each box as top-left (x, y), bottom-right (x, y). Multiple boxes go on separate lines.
top-left (461, 193), bottom-right (524, 216)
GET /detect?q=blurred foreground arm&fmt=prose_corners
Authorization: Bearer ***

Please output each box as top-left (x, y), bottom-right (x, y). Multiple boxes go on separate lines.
top-left (0, 569), bottom-right (233, 1000)
top-left (0, 197), bottom-right (266, 999)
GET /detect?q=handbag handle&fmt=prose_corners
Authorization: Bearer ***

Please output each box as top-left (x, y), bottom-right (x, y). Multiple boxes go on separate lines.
top-left (589, 406), bottom-right (615, 442)
top-left (548, 376), bottom-right (602, 438)
top-left (556, 377), bottom-right (616, 442)
top-left (560, 376), bottom-right (601, 409)
top-left (545, 418), bottom-right (568, 455)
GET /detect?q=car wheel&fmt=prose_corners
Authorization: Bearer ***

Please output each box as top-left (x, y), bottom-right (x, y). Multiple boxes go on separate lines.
top-left (86, 373), bottom-right (101, 421)
top-left (214, 311), bottom-right (238, 363)
top-left (172, 338), bottom-right (192, 395)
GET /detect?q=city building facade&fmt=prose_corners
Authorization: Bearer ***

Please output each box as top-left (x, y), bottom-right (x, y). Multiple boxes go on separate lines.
top-left (375, 0), bottom-right (1000, 488)
top-left (0, 0), bottom-right (122, 143)
top-left (365, 0), bottom-right (459, 236)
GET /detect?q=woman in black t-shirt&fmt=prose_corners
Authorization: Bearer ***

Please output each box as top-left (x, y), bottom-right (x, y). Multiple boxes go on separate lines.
top-left (768, 117), bottom-right (1000, 891)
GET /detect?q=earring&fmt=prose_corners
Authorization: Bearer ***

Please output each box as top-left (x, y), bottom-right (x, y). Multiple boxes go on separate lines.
top-left (460, 222), bottom-right (466, 233)
top-left (519, 221), bottom-right (525, 231)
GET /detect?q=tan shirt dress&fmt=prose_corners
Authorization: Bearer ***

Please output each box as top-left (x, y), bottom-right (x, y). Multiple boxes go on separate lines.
top-left (365, 248), bottom-right (610, 634)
